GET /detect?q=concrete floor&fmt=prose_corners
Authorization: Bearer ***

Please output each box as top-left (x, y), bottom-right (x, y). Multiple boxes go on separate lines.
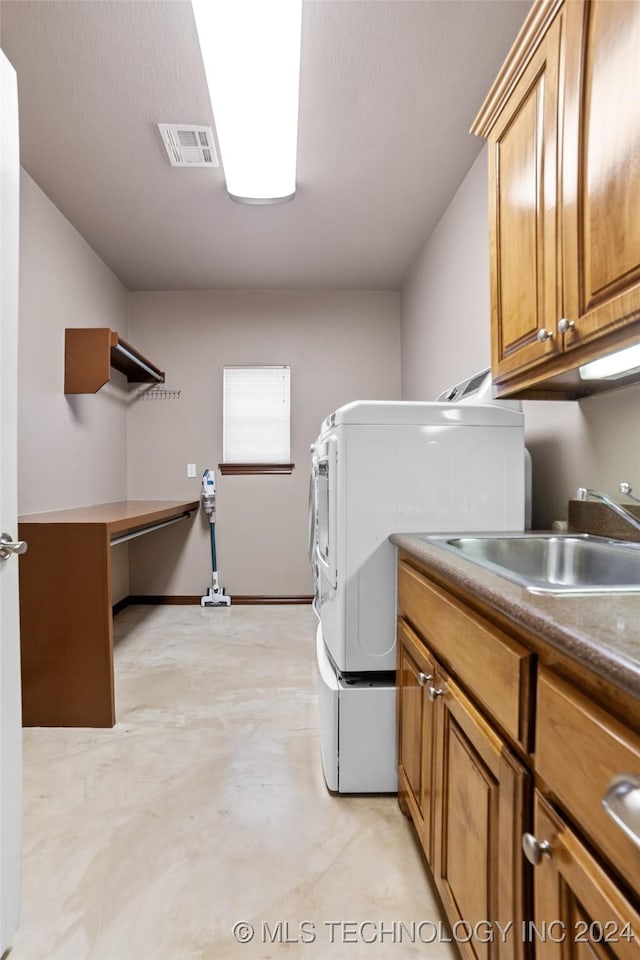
top-left (9, 605), bottom-right (454, 960)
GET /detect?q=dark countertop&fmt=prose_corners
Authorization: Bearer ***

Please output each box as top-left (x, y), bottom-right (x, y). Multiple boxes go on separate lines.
top-left (391, 533), bottom-right (640, 701)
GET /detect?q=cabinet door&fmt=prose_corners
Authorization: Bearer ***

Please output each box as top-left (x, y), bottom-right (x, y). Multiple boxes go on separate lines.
top-left (397, 618), bottom-right (436, 864)
top-left (488, 12), bottom-right (563, 383)
top-left (562, 0), bottom-right (640, 349)
top-left (433, 671), bottom-right (529, 960)
top-left (529, 791), bottom-right (640, 959)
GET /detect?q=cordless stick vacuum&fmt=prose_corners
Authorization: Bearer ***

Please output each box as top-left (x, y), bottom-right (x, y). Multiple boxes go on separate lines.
top-left (200, 468), bottom-right (231, 607)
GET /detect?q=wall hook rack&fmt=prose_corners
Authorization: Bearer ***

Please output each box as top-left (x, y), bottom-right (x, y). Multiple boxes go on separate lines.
top-left (137, 386), bottom-right (182, 400)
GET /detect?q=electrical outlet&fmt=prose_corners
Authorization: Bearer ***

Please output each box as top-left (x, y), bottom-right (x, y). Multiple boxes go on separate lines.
top-left (187, 463), bottom-right (197, 478)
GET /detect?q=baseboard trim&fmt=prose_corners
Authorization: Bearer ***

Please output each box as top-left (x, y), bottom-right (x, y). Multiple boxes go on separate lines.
top-left (113, 594), bottom-right (313, 613)
top-left (232, 595), bottom-right (313, 605)
top-left (128, 595), bottom-right (201, 605)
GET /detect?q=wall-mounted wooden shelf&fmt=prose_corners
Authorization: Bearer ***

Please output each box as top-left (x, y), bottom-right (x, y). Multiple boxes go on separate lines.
top-left (64, 327), bottom-right (165, 394)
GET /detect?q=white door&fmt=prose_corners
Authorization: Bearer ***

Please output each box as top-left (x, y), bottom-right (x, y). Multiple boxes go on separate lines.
top-left (0, 50), bottom-right (23, 954)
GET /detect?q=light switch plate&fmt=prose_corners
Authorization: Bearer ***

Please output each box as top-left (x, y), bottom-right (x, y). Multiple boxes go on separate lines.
top-left (187, 463), bottom-right (197, 478)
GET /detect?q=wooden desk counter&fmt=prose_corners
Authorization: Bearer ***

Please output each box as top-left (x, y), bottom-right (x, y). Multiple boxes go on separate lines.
top-left (18, 500), bottom-right (198, 728)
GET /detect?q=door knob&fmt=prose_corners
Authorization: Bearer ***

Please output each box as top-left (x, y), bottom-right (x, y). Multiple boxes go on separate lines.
top-left (428, 685), bottom-right (445, 701)
top-left (522, 832), bottom-right (552, 865)
top-left (417, 672), bottom-right (433, 687)
top-left (558, 318), bottom-right (575, 334)
top-left (536, 329), bottom-right (553, 342)
top-left (0, 532), bottom-right (27, 562)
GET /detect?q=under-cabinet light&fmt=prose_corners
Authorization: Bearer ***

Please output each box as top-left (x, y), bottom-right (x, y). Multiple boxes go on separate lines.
top-left (191, 0), bottom-right (303, 204)
top-left (579, 343), bottom-right (640, 381)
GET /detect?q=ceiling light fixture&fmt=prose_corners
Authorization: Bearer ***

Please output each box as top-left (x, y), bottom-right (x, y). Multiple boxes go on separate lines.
top-left (191, 0), bottom-right (303, 205)
top-left (579, 343), bottom-right (640, 381)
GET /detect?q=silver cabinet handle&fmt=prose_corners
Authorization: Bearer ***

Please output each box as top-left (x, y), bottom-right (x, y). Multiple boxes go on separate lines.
top-left (558, 318), bottom-right (576, 334)
top-left (417, 672), bottom-right (433, 687)
top-left (522, 832), bottom-right (552, 865)
top-left (602, 774), bottom-right (640, 849)
top-left (0, 532), bottom-right (27, 562)
top-left (428, 685), bottom-right (445, 701)
top-left (537, 329), bottom-right (553, 342)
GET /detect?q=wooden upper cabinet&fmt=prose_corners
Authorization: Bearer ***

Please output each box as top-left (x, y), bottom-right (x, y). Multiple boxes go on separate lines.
top-left (487, 12), bottom-right (563, 381)
top-left (561, 0), bottom-right (640, 349)
top-left (474, 0), bottom-right (640, 398)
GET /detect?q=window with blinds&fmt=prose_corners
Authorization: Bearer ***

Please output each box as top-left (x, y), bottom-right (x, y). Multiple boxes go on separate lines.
top-left (221, 366), bottom-right (292, 473)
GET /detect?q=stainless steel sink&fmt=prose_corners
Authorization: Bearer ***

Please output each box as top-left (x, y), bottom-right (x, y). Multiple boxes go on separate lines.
top-left (425, 533), bottom-right (640, 594)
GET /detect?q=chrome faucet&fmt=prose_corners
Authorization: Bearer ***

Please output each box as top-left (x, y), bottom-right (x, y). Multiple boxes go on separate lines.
top-left (576, 486), bottom-right (640, 535)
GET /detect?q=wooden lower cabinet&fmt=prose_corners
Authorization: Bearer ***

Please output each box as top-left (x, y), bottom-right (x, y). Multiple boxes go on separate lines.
top-left (397, 615), bottom-right (530, 960)
top-left (535, 668), bottom-right (640, 894)
top-left (397, 618), bottom-right (437, 863)
top-left (397, 554), bottom-right (640, 960)
top-left (433, 669), bottom-right (529, 960)
top-left (529, 791), bottom-right (640, 959)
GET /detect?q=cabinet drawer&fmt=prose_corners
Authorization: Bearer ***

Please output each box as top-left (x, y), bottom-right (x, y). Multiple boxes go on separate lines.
top-left (398, 560), bottom-right (532, 749)
top-left (536, 668), bottom-right (640, 895)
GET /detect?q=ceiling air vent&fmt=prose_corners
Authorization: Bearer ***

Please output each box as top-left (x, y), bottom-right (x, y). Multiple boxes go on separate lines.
top-left (157, 124), bottom-right (219, 168)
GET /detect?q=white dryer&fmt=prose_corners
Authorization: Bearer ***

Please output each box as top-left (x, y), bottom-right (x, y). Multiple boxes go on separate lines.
top-left (311, 370), bottom-right (527, 793)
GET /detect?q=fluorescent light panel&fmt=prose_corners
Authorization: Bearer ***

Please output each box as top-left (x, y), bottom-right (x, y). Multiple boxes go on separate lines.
top-left (579, 343), bottom-right (640, 380)
top-left (191, 0), bottom-right (302, 204)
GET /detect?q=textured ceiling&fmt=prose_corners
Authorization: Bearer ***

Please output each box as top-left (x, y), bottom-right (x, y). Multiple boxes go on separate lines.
top-left (0, 0), bottom-right (531, 291)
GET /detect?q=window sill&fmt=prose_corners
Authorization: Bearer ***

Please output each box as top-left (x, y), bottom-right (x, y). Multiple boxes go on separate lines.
top-left (218, 463), bottom-right (295, 476)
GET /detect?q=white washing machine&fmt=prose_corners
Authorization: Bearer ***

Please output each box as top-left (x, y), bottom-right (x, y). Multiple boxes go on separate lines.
top-left (310, 369), bottom-right (528, 793)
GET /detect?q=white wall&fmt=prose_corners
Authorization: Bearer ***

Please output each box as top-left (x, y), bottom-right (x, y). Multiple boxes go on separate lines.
top-left (401, 151), bottom-right (492, 399)
top-left (18, 171), bottom-right (130, 513)
top-left (400, 146), bottom-right (640, 529)
top-left (17, 175), bottom-right (400, 599)
top-left (18, 171), bottom-right (130, 599)
top-left (25, 134), bottom-right (640, 590)
top-left (127, 289), bottom-right (401, 596)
